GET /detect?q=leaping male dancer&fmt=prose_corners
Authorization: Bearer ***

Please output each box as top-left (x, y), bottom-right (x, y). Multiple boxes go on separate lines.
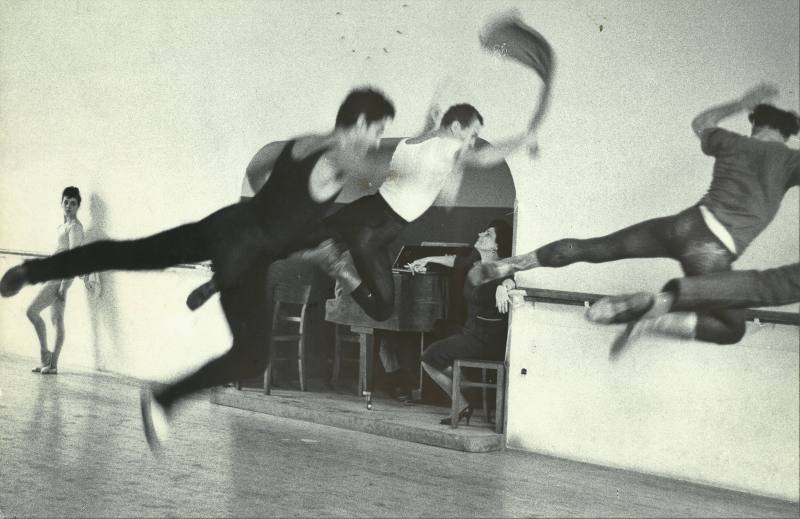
top-left (186, 12), bottom-right (555, 322)
top-left (471, 83), bottom-right (800, 354)
top-left (0, 88), bottom-right (395, 449)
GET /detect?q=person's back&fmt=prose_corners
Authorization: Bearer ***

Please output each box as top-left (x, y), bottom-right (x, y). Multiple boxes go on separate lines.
top-left (250, 139), bottom-right (336, 238)
top-left (699, 126), bottom-right (800, 254)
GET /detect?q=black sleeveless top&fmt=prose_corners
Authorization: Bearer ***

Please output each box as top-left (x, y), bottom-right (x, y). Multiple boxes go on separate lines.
top-left (251, 140), bottom-right (338, 233)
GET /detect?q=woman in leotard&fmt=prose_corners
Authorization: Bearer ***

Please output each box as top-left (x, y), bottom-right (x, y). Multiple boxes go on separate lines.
top-left (25, 187), bottom-right (85, 375)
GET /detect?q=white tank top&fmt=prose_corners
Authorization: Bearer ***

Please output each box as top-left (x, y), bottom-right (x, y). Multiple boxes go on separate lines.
top-left (55, 220), bottom-right (84, 253)
top-left (378, 136), bottom-right (463, 222)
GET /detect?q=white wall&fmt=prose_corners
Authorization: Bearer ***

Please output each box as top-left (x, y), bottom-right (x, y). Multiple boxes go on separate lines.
top-left (505, 300), bottom-right (800, 501)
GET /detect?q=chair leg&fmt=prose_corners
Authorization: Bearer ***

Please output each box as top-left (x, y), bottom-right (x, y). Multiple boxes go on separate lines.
top-left (298, 336), bottom-right (306, 392)
top-left (495, 365), bottom-right (505, 434)
top-left (264, 358), bottom-right (272, 396)
top-left (358, 333), bottom-right (367, 396)
top-left (482, 368), bottom-right (490, 424)
top-left (331, 335), bottom-right (342, 385)
top-left (451, 360), bottom-right (462, 429)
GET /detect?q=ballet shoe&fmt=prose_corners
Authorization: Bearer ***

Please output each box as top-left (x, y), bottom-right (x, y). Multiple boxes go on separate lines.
top-left (440, 406), bottom-right (473, 426)
top-left (1, 264), bottom-right (29, 297)
top-left (140, 386), bottom-right (171, 453)
top-left (608, 312), bottom-right (697, 361)
top-left (33, 351), bottom-right (52, 372)
top-left (587, 292), bottom-right (654, 324)
top-left (186, 279), bottom-right (217, 311)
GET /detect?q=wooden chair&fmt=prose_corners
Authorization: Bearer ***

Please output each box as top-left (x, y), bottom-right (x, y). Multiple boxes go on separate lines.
top-left (330, 324), bottom-right (361, 393)
top-left (451, 359), bottom-right (506, 433)
top-left (263, 283), bottom-right (314, 395)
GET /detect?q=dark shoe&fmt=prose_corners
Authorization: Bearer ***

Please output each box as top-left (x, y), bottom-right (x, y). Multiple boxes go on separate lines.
top-left (186, 279), bottom-right (218, 311)
top-left (440, 406), bottom-right (473, 426)
top-left (1, 264), bottom-right (29, 297)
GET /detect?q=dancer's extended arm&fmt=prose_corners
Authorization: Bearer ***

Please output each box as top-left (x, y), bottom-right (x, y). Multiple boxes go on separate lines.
top-left (459, 131), bottom-right (538, 169)
top-left (691, 83), bottom-right (778, 138)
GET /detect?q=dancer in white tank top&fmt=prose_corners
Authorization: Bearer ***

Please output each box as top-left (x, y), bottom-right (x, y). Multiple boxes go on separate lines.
top-left (288, 103), bottom-right (538, 321)
top-left (27, 187), bottom-right (85, 375)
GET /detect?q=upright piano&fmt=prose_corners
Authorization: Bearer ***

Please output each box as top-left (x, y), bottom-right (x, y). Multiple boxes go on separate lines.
top-left (325, 245), bottom-right (471, 406)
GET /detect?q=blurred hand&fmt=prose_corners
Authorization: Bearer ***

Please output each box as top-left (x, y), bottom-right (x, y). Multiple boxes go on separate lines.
top-left (740, 83), bottom-right (779, 111)
top-left (523, 132), bottom-right (539, 158)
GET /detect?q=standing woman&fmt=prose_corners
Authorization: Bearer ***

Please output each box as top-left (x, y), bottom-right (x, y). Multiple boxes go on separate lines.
top-left (28, 186), bottom-right (84, 374)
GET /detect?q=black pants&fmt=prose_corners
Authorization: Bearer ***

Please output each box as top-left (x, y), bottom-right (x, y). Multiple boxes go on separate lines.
top-left (665, 263), bottom-right (800, 311)
top-left (296, 193), bottom-right (408, 321)
top-left (156, 263), bottom-right (272, 408)
top-left (535, 206), bottom-right (745, 344)
top-left (24, 202), bottom-right (283, 290)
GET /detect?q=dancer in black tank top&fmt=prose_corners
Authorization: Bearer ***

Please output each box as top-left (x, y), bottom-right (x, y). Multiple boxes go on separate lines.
top-left (0, 88), bottom-right (395, 451)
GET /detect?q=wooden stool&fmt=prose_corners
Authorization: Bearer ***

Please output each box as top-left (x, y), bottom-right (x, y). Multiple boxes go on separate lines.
top-left (451, 359), bottom-right (506, 433)
top-left (330, 324), bottom-right (361, 393)
top-left (263, 283), bottom-right (314, 395)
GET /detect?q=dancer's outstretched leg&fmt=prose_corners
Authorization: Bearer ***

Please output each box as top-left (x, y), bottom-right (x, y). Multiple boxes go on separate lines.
top-left (1, 220), bottom-right (210, 297)
top-left (468, 213), bottom-right (676, 286)
top-left (143, 264), bottom-right (272, 450)
top-left (605, 216), bottom-right (741, 359)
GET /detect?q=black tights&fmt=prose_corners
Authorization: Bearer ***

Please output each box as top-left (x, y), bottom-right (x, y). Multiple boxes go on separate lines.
top-left (536, 206), bottom-right (745, 344)
top-left (23, 202), bottom-right (279, 291)
top-left (156, 264), bottom-right (272, 408)
top-left (296, 194), bottom-right (407, 321)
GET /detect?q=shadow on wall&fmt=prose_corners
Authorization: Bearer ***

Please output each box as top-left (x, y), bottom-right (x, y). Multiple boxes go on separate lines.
top-left (84, 194), bottom-right (123, 372)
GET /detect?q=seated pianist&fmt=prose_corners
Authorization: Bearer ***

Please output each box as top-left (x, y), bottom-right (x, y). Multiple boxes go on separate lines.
top-left (382, 219), bottom-right (515, 424)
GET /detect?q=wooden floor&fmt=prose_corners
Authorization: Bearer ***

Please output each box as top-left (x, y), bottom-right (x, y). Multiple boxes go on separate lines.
top-left (1, 353), bottom-right (797, 518)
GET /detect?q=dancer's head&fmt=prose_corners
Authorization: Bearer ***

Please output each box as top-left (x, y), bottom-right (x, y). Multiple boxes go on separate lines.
top-left (335, 87), bottom-right (395, 154)
top-left (61, 186), bottom-right (81, 220)
top-left (748, 104), bottom-right (800, 140)
top-left (475, 219), bottom-right (512, 259)
top-left (441, 104), bottom-right (484, 148)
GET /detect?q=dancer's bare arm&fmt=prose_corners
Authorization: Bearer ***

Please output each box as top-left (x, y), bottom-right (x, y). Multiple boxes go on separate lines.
top-left (406, 255), bottom-right (457, 273)
top-left (691, 83), bottom-right (778, 138)
top-left (459, 131), bottom-right (538, 168)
